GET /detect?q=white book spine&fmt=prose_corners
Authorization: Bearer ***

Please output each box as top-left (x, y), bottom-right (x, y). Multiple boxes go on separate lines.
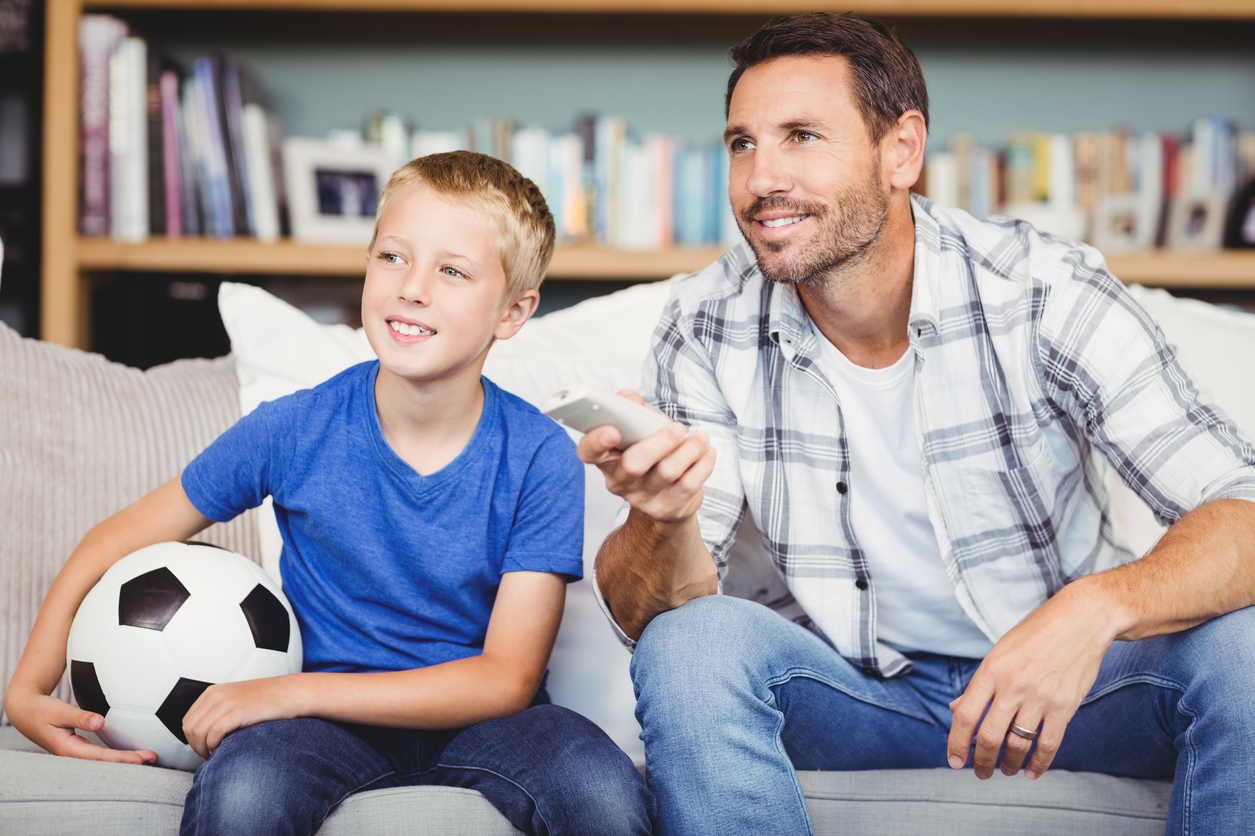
top-left (242, 103), bottom-right (279, 243)
top-left (1048, 133), bottom-right (1074, 209)
top-left (110, 37), bottom-right (147, 242)
top-left (926, 152), bottom-right (959, 209)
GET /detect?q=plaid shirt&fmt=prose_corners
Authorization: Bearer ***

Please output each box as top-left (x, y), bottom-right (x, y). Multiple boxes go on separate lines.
top-left (596, 195), bottom-right (1255, 676)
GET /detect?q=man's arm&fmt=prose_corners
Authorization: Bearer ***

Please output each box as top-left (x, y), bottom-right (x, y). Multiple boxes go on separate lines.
top-left (181, 570), bottom-right (567, 759)
top-left (948, 266), bottom-right (1255, 781)
top-left (948, 497), bottom-right (1255, 781)
top-left (579, 393), bottom-right (719, 641)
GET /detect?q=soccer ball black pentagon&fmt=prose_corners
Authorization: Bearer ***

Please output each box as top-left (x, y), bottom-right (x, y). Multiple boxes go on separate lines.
top-left (66, 541), bottom-right (302, 771)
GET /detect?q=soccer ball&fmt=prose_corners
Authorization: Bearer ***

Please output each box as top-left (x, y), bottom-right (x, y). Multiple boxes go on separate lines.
top-left (67, 541), bottom-right (302, 771)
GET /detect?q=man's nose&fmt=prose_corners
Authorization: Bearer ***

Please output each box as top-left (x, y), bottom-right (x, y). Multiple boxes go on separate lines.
top-left (744, 145), bottom-right (792, 197)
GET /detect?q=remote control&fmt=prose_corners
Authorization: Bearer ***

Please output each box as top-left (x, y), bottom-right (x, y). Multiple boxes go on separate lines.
top-left (541, 386), bottom-right (673, 449)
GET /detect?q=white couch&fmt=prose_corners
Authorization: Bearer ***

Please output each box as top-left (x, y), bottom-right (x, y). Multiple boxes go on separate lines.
top-left (4, 276), bottom-right (1254, 834)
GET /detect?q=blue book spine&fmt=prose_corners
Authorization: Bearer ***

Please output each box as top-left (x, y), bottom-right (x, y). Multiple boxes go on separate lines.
top-left (193, 57), bottom-right (234, 238)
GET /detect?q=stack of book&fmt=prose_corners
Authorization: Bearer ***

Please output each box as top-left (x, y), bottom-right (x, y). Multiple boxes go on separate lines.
top-left (78, 15), bottom-right (284, 243)
top-left (924, 118), bottom-right (1255, 252)
top-left (411, 117), bottom-right (739, 250)
top-left (79, 18), bottom-right (740, 252)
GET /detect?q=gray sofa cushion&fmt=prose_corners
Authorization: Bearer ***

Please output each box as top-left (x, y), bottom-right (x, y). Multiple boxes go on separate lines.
top-left (1, 727), bottom-right (1169, 835)
top-left (0, 728), bottom-right (522, 835)
top-left (0, 322), bottom-right (259, 724)
top-left (800, 769), bottom-right (1170, 835)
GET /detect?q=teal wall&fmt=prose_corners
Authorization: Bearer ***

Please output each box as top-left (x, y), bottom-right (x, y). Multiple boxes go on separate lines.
top-left (167, 40), bottom-right (1255, 150)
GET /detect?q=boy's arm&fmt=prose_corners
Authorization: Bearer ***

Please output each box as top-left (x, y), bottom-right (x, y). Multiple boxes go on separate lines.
top-left (5, 477), bottom-right (214, 763)
top-left (182, 569), bottom-right (566, 758)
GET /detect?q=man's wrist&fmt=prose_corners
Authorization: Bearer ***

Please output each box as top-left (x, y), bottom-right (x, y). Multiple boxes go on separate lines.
top-left (1064, 573), bottom-right (1136, 644)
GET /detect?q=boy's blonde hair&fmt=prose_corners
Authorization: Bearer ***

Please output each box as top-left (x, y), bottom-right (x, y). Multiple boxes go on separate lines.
top-left (370, 151), bottom-right (556, 303)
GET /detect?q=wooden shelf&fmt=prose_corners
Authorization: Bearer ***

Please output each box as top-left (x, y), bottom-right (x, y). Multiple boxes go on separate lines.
top-left (83, 0), bottom-right (1255, 21)
top-left (1105, 251), bottom-right (1255, 289)
top-left (75, 238), bottom-right (729, 280)
top-left (75, 237), bottom-right (1255, 288)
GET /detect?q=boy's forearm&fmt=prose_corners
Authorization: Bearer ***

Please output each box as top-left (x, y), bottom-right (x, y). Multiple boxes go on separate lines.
top-left (596, 509), bottom-right (718, 642)
top-left (285, 655), bottom-right (541, 729)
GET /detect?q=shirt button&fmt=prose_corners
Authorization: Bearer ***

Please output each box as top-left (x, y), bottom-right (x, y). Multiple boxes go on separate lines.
top-left (855, 578), bottom-right (868, 590)
top-left (836, 481), bottom-right (848, 494)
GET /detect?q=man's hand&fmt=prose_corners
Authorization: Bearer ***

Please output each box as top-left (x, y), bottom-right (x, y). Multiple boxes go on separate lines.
top-left (182, 676), bottom-right (302, 760)
top-left (946, 579), bottom-right (1122, 780)
top-left (6, 690), bottom-right (157, 764)
top-left (576, 389), bottom-right (715, 523)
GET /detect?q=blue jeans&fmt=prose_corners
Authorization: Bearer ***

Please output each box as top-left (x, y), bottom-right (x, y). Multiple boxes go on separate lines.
top-left (632, 594), bottom-right (1255, 836)
top-left (180, 700), bottom-right (655, 836)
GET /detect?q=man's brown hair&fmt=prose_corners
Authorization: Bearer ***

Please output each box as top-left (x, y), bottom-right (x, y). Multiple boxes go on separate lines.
top-left (725, 13), bottom-right (929, 144)
top-left (371, 151), bottom-right (556, 302)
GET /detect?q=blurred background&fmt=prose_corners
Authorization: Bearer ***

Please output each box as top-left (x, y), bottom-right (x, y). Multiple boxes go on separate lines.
top-left (3, 0), bottom-right (1253, 368)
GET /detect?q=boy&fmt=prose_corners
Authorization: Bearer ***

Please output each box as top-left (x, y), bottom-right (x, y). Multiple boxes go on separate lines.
top-left (5, 151), bottom-right (655, 836)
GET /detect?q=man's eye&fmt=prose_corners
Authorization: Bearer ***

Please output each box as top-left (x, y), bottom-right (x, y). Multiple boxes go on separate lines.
top-left (730, 138), bottom-right (755, 152)
top-left (795, 131), bottom-right (819, 142)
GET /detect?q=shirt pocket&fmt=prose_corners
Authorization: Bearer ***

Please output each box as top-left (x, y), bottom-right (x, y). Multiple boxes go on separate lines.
top-left (950, 436), bottom-right (1067, 590)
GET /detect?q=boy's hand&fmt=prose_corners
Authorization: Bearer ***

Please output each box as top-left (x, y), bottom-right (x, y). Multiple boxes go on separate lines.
top-left (576, 389), bottom-right (715, 524)
top-left (9, 691), bottom-right (156, 764)
top-left (181, 676), bottom-right (300, 760)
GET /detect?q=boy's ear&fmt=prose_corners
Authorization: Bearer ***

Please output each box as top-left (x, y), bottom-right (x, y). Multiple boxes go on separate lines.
top-left (494, 288), bottom-right (541, 341)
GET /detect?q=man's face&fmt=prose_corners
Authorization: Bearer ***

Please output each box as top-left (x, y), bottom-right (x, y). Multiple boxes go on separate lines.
top-left (725, 55), bottom-right (889, 286)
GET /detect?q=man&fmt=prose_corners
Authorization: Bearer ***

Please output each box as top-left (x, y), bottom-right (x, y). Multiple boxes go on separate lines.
top-left (578, 12), bottom-right (1255, 836)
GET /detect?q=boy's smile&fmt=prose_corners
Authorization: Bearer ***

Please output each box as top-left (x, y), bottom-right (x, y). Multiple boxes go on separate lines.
top-left (386, 315), bottom-right (437, 342)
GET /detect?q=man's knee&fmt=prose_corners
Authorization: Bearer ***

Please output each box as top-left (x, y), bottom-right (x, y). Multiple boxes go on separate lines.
top-left (629, 595), bottom-right (808, 726)
top-left (1168, 606), bottom-right (1255, 701)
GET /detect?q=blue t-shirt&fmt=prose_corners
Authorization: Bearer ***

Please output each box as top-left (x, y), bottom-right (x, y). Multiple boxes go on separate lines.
top-left (182, 362), bottom-right (584, 674)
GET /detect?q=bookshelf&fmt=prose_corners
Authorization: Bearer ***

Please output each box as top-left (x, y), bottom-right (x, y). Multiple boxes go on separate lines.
top-left (41, 0), bottom-right (1255, 349)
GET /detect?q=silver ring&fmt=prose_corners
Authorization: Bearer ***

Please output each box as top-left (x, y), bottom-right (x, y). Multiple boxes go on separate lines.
top-left (1009, 720), bottom-right (1039, 741)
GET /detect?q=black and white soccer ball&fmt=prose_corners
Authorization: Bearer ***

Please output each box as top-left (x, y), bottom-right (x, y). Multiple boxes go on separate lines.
top-left (67, 541), bottom-right (302, 771)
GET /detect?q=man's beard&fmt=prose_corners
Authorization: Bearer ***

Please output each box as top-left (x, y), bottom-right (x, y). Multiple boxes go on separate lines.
top-left (738, 158), bottom-right (888, 287)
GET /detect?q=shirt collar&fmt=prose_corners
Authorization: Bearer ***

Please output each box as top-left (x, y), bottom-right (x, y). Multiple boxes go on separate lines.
top-left (907, 193), bottom-right (943, 338)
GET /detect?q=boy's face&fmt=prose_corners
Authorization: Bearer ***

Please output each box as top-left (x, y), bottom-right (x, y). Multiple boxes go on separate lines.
top-left (362, 184), bottom-right (534, 388)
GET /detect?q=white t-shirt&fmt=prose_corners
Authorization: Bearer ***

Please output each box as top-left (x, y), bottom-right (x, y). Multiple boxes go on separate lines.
top-left (810, 321), bottom-right (993, 659)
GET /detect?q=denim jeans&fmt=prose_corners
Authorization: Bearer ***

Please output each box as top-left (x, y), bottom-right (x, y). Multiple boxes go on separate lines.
top-left (632, 594), bottom-right (1255, 836)
top-left (180, 700), bottom-right (655, 836)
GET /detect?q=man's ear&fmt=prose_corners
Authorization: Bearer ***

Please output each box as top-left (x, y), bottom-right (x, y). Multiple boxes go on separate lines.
top-left (886, 110), bottom-right (927, 193)
top-left (494, 288), bottom-right (541, 341)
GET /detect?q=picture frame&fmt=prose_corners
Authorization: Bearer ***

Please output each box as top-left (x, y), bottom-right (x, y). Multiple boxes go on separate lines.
top-left (282, 137), bottom-right (396, 246)
top-left (1091, 193), bottom-right (1155, 254)
top-left (1223, 179), bottom-right (1255, 249)
top-left (1165, 191), bottom-right (1228, 252)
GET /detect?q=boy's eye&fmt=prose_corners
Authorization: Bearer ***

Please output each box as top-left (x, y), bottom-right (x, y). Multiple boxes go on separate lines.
top-left (381, 251), bottom-right (403, 264)
top-left (442, 266), bottom-right (466, 278)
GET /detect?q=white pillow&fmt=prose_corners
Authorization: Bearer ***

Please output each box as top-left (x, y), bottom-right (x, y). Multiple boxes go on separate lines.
top-left (219, 279), bottom-right (675, 763)
top-left (1106, 286), bottom-right (1255, 558)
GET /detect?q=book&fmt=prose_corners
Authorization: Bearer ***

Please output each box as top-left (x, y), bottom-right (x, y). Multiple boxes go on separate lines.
top-left (242, 103), bottom-right (280, 243)
top-left (146, 51), bottom-right (165, 236)
top-left (220, 58), bottom-right (255, 237)
top-left (191, 57), bottom-right (235, 239)
top-left (78, 14), bottom-right (127, 236)
top-left (109, 36), bottom-right (148, 242)
top-left (159, 69), bottom-right (182, 237)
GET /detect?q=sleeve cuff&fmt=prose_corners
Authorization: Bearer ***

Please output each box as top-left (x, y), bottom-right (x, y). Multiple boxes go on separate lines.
top-left (501, 553), bottom-right (584, 582)
top-left (590, 557), bottom-right (638, 652)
